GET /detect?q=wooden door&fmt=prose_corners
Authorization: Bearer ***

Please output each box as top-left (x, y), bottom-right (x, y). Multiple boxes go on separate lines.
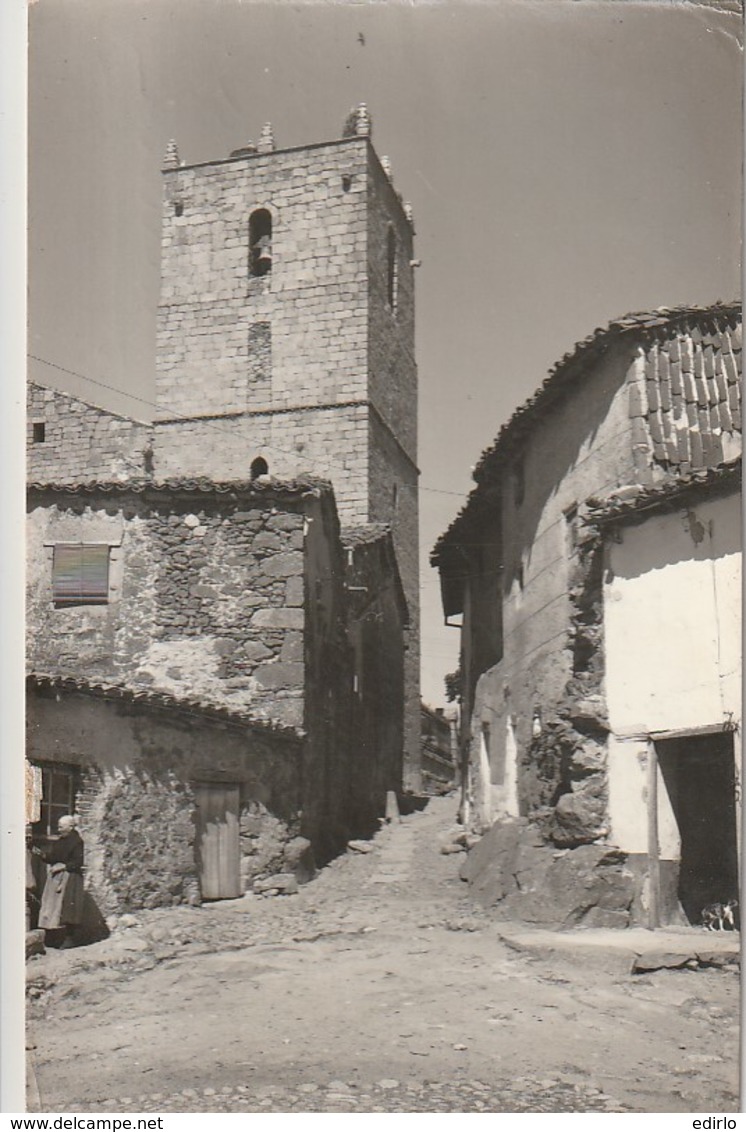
top-left (194, 782), bottom-right (241, 900)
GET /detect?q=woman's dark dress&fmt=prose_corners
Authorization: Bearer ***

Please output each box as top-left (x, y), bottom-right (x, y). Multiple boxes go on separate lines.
top-left (38, 830), bottom-right (85, 929)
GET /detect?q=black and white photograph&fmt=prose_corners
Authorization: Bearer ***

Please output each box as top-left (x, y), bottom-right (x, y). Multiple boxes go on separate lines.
top-left (6, 0), bottom-right (743, 1118)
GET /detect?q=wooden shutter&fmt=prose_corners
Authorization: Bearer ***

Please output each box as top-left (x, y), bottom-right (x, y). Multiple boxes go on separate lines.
top-left (52, 545), bottom-right (110, 605)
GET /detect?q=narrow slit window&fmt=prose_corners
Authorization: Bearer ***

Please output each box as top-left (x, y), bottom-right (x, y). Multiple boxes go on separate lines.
top-left (32, 422), bottom-right (46, 444)
top-left (52, 545), bottom-right (110, 606)
top-left (249, 209), bottom-right (272, 277)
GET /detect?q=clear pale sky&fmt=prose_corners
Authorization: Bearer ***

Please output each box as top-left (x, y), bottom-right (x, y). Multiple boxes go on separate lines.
top-left (27, 0), bottom-right (743, 706)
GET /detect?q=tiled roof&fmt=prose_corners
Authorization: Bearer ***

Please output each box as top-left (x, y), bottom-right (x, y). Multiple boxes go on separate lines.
top-left (586, 460), bottom-right (741, 525)
top-left (27, 673), bottom-right (305, 739)
top-left (340, 523), bottom-right (392, 548)
top-left (430, 486), bottom-right (496, 566)
top-left (27, 475), bottom-right (332, 501)
top-left (473, 301), bottom-right (741, 484)
top-left (433, 301), bottom-right (741, 563)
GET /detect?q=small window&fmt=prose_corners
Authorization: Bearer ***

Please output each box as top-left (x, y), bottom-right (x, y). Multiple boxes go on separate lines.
top-left (32, 422), bottom-right (46, 444)
top-left (174, 201), bottom-right (184, 217)
top-left (250, 456), bottom-right (269, 480)
top-left (386, 225), bottom-right (398, 312)
top-left (249, 209), bottom-right (272, 277)
top-left (342, 175), bottom-right (353, 192)
top-left (52, 545), bottom-right (110, 606)
top-left (32, 763), bottom-right (78, 841)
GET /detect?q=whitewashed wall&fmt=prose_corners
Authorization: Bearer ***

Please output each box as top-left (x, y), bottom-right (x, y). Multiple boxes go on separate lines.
top-left (603, 489), bottom-right (741, 854)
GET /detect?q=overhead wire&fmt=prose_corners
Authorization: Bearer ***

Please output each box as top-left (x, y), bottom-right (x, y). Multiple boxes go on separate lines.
top-left (27, 353), bottom-right (470, 499)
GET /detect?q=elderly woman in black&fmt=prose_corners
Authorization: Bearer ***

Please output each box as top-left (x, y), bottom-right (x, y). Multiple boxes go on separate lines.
top-left (36, 815), bottom-right (85, 948)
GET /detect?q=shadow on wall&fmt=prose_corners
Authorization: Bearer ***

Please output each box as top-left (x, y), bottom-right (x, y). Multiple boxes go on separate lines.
top-left (499, 340), bottom-right (632, 593)
top-left (606, 497), bottom-right (741, 582)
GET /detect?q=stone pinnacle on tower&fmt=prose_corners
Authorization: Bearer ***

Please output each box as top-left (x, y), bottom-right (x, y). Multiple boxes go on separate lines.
top-left (342, 102), bottom-right (372, 138)
top-left (163, 139), bottom-right (181, 170)
top-left (257, 123), bottom-right (275, 153)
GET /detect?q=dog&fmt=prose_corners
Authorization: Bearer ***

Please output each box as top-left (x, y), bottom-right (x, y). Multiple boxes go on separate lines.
top-left (701, 899), bottom-right (739, 932)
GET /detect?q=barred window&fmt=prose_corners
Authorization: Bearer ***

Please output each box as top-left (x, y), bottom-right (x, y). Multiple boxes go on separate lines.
top-left (52, 544), bottom-right (110, 606)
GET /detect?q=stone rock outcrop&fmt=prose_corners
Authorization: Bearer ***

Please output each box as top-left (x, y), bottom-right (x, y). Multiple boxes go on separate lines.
top-left (460, 818), bottom-right (635, 929)
top-left (253, 872), bottom-right (299, 896)
top-left (550, 788), bottom-right (608, 848)
top-left (26, 930), bottom-right (46, 960)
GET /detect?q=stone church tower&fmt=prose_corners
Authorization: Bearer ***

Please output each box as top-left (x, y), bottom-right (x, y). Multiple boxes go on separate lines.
top-left (153, 106), bottom-right (420, 786)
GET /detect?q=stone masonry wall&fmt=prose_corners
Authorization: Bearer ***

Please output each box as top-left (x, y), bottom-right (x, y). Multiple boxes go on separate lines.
top-left (28, 382), bottom-right (153, 483)
top-left (366, 151), bottom-right (420, 783)
top-left (368, 415), bottom-right (420, 787)
top-left (27, 487), bottom-right (313, 727)
top-left (154, 406), bottom-right (370, 525)
top-left (157, 139), bottom-right (370, 419)
top-left (366, 150), bottom-right (417, 462)
top-left (153, 135), bottom-right (420, 777)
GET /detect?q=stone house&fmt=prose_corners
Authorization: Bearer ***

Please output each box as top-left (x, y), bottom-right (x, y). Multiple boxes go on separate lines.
top-left (27, 474), bottom-right (407, 910)
top-left (433, 302), bottom-right (742, 928)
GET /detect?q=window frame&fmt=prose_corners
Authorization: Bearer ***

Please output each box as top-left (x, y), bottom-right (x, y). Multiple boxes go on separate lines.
top-left (31, 762), bottom-right (79, 842)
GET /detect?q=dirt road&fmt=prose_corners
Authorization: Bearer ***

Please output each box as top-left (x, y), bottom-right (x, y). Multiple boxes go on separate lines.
top-left (27, 796), bottom-right (739, 1113)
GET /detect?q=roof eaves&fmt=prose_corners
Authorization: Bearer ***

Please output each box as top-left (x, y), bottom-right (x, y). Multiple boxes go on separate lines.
top-left (586, 460), bottom-right (742, 525)
top-left (27, 673), bottom-right (305, 740)
top-left (27, 475), bottom-right (333, 502)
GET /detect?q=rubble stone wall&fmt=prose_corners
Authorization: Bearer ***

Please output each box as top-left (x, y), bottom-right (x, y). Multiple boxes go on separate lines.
top-left (27, 488), bottom-right (314, 726)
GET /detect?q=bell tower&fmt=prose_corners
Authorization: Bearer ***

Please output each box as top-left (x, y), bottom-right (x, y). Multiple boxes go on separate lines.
top-left (153, 106), bottom-right (420, 785)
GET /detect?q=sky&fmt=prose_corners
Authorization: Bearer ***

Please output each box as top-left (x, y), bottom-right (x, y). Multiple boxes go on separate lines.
top-left (26, 0), bottom-right (743, 707)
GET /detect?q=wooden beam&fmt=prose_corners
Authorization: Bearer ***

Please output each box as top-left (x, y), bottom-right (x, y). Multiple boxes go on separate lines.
top-left (647, 741), bottom-right (660, 931)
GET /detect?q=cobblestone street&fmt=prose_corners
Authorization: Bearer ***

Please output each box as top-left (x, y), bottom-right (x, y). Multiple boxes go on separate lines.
top-left (27, 796), bottom-right (740, 1114)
